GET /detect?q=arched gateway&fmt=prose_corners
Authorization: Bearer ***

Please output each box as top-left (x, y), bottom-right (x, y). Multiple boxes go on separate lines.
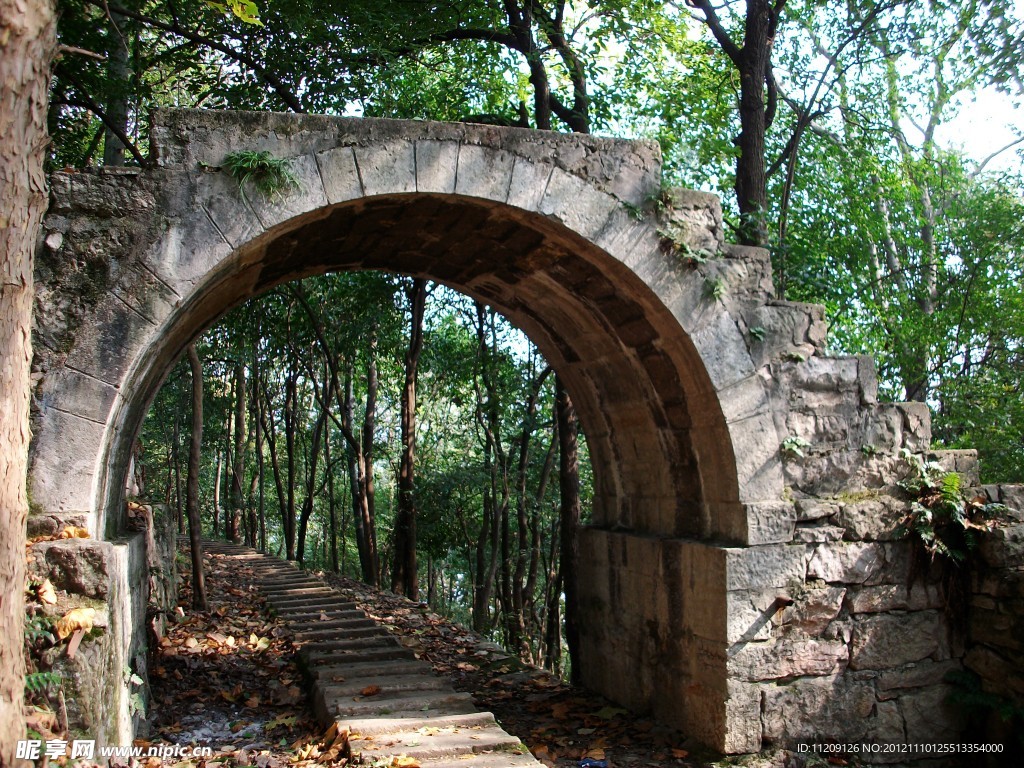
top-left (29, 110), bottom-right (969, 754)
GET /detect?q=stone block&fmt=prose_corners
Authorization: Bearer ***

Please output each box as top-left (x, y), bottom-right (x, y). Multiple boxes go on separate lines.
top-left (315, 146), bottom-right (363, 202)
top-left (662, 188), bottom-right (724, 252)
top-left (929, 449), bottom-right (979, 485)
top-left (793, 524), bottom-right (846, 543)
top-left (964, 646), bottom-right (1024, 698)
top-left (977, 524), bottom-right (1024, 569)
top-left (998, 485), bottom-right (1024, 517)
top-left (845, 583), bottom-right (944, 614)
top-left (142, 201), bottom-right (232, 293)
top-left (540, 168), bottom-right (619, 240)
top-left (795, 499), bottom-right (841, 521)
top-left (725, 544), bottom-right (806, 591)
top-left (899, 684), bottom-right (965, 744)
top-left (455, 143), bottom-right (515, 201)
top-left (63, 294), bottom-right (157, 386)
top-left (727, 590), bottom-right (785, 643)
top-left (690, 311), bottom-right (757, 392)
top-left (729, 413), bottom-right (787, 505)
top-left (723, 680), bottom-right (763, 754)
top-left (28, 538), bottom-right (115, 598)
top-left (354, 140), bottom-right (416, 196)
top-left (506, 155), bottom-right (552, 212)
top-left (246, 153), bottom-right (329, 230)
top-left (849, 611), bottom-right (941, 670)
top-left (835, 495), bottom-right (906, 541)
top-left (37, 367), bottom-right (118, 425)
top-left (761, 675), bottom-right (876, 744)
top-left (806, 542), bottom-right (911, 585)
top-left (718, 374), bottom-right (772, 425)
top-left (195, 168), bottom-right (264, 249)
top-left (413, 140), bottom-right (459, 194)
top-left (783, 584), bottom-right (846, 636)
top-left (29, 408), bottom-right (107, 516)
top-left (730, 637), bottom-right (848, 681)
top-left (876, 660), bottom-right (962, 694)
top-left (742, 501), bottom-right (797, 545)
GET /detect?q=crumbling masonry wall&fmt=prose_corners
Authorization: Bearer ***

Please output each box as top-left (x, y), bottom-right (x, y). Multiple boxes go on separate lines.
top-left (27, 109), bottom-right (1024, 757)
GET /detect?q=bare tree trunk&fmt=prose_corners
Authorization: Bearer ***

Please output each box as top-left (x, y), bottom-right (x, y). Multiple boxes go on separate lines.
top-left (102, 11), bottom-right (130, 166)
top-left (0, 0), bottom-right (54, 756)
top-left (360, 332), bottom-right (380, 585)
top-left (392, 278), bottom-right (427, 599)
top-left (556, 377), bottom-right (581, 684)
top-left (185, 345), bottom-right (208, 611)
top-left (228, 360), bottom-right (246, 542)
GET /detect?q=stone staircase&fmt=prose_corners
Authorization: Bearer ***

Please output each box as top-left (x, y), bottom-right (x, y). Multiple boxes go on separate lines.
top-left (201, 541), bottom-right (539, 767)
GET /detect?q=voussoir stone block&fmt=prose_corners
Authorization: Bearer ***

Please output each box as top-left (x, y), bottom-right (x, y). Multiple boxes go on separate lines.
top-left (455, 143), bottom-right (515, 202)
top-left (315, 146), bottom-right (363, 203)
top-left (413, 140), bottom-right (459, 194)
top-left (354, 141), bottom-right (416, 196)
top-left (539, 168), bottom-right (619, 240)
top-left (246, 153), bottom-right (329, 230)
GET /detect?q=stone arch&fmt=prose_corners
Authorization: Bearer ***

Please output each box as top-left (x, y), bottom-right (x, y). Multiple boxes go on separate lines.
top-left (32, 110), bottom-right (959, 755)
top-left (33, 110), bottom-right (785, 547)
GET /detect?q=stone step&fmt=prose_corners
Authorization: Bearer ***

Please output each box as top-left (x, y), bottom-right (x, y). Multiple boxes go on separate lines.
top-left (261, 585), bottom-right (337, 597)
top-left (304, 645), bottom-right (415, 667)
top-left (294, 625), bottom-right (390, 642)
top-left (301, 635), bottom-right (403, 655)
top-left (350, 724), bottom-right (522, 760)
top-left (329, 690), bottom-right (477, 718)
top-left (428, 752), bottom-right (540, 768)
top-left (309, 659), bottom-right (433, 682)
top-left (287, 617), bottom-right (377, 633)
top-left (266, 594), bottom-right (355, 608)
top-left (197, 538), bottom-right (537, 768)
top-left (279, 608), bottom-right (367, 622)
top-left (336, 711), bottom-right (497, 737)
top-left (320, 673), bottom-right (449, 699)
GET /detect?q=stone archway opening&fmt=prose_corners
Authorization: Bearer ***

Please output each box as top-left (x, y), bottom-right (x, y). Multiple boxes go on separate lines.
top-left (101, 192), bottom-right (738, 544)
top-left (85, 189), bottom-right (745, 750)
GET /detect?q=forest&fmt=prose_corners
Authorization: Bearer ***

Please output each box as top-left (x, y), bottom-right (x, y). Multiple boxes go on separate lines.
top-left (43, 0), bottom-right (1024, 676)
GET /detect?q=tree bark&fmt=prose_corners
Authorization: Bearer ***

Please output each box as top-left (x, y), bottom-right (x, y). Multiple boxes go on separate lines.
top-left (228, 360), bottom-right (246, 542)
top-left (556, 376), bottom-right (581, 684)
top-left (0, 0), bottom-right (54, 756)
top-left (185, 345), bottom-right (208, 611)
top-left (392, 278), bottom-right (427, 599)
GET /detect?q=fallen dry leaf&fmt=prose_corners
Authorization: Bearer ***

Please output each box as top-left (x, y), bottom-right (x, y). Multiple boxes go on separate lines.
top-left (55, 607), bottom-right (96, 640)
top-left (37, 579), bottom-right (57, 605)
top-left (360, 684), bottom-right (381, 697)
top-left (59, 525), bottom-right (89, 539)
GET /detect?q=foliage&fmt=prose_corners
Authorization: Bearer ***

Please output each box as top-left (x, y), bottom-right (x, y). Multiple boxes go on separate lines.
top-left (781, 435), bottom-right (810, 458)
top-left (23, 672), bottom-right (61, 696)
top-left (896, 449), bottom-right (1009, 562)
top-left (222, 150), bottom-right (299, 201)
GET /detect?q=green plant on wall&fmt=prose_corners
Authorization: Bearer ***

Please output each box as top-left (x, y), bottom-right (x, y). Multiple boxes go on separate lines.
top-left (222, 150), bottom-right (299, 202)
top-left (897, 449), bottom-right (1009, 563)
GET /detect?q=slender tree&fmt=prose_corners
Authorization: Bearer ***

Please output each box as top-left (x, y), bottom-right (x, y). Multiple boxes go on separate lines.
top-left (392, 278), bottom-right (428, 599)
top-left (185, 344), bottom-right (208, 610)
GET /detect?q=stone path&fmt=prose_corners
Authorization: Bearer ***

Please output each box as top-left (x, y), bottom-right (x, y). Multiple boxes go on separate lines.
top-left (202, 541), bottom-right (539, 767)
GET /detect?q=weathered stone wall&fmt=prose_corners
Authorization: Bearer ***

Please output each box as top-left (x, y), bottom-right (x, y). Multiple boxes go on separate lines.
top-left (26, 506), bottom-right (177, 745)
top-left (27, 108), bottom-right (1024, 760)
top-left (967, 487), bottom-right (1024, 761)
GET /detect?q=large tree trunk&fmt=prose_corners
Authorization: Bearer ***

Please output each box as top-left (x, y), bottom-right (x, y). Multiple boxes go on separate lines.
top-left (185, 345), bottom-right (208, 611)
top-left (0, 0), bottom-right (54, 757)
top-left (392, 278), bottom-right (427, 599)
top-left (556, 377), bottom-right (581, 684)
